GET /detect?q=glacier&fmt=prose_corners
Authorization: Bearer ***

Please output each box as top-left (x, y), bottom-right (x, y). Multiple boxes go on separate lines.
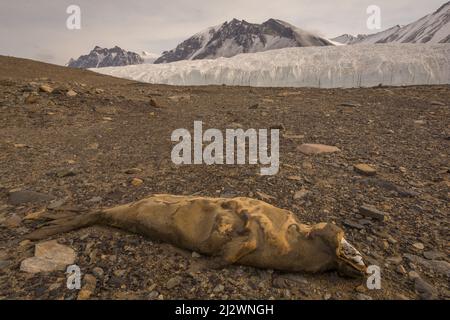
top-left (91, 44), bottom-right (450, 88)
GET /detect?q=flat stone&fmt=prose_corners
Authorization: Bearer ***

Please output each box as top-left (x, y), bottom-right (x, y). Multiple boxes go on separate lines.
top-left (414, 277), bottom-right (438, 300)
top-left (87, 196), bottom-right (102, 203)
top-left (0, 260), bottom-right (11, 269)
top-left (423, 251), bottom-right (446, 260)
top-left (359, 205), bottom-right (388, 221)
top-left (343, 219), bottom-right (365, 230)
top-left (386, 256), bottom-right (403, 265)
top-left (3, 214), bottom-right (22, 228)
top-left (66, 90), bottom-right (77, 97)
top-left (404, 254), bottom-right (450, 277)
top-left (39, 85), bottom-right (53, 93)
top-left (298, 144), bottom-right (340, 155)
top-left (293, 188), bottom-right (309, 200)
top-left (20, 240), bottom-right (76, 273)
top-left (166, 276), bottom-right (182, 289)
top-left (92, 267), bottom-right (104, 278)
top-left (124, 168), bottom-right (143, 174)
top-left (9, 190), bottom-right (54, 205)
top-left (430, 101), bottom-right (445, 106)
top-left (47, 199), bottom-right (66, 210)
top-left (213, 284), bottom-right (225, 293)
top-left (35, 240), bottom-right (76, 264)
top-left (354, 164), bottom-right (377, 176)
top-left (20, 257), bottom-right (66, 273)
top-left (78, 274), bottom-right (97, 300)
top-left (131, 178), bottom-right (144, 187)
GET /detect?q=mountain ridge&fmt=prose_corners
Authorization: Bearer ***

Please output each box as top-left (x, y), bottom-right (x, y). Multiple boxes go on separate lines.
top-left (154, 18), bottom-right (333, 64)
top-left (332, 1), bottom-right (450, 44)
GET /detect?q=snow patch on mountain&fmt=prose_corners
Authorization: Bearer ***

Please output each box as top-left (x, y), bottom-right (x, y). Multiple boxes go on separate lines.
top-left (154, 18), bottom-right (333, 64)
top-left (332, 2), bottom-right (450, 44)
top-left (68, 46), bottom-right (144, 68)
top-left (92, 44), bottom-right (450, 89)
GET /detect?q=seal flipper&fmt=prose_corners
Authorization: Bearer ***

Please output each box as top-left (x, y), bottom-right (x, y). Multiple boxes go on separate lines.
top-left (25, 211), bottom-right (102, 240)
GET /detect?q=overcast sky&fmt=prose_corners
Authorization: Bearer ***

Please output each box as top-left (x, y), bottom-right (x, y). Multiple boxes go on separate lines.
top-left (0, 0), bottom-right (447, 65)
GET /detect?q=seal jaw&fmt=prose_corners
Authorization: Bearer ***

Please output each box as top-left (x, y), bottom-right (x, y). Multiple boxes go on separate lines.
top-left (337, 238), bottom-right (367, 277)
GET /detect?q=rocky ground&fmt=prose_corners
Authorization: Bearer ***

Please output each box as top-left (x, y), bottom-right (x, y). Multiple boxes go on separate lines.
top-left (0, 56), bottom-right (448, 300)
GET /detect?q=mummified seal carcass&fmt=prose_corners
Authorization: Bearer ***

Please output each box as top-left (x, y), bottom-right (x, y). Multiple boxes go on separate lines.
top-left (26, 194), bottom-right (366, 276)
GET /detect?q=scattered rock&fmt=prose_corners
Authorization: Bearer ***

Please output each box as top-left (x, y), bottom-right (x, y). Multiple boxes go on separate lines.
top-left (284, 133), bottom-right (305, 140)
top-left (386, 256), bottom-right (403, 265)
top-left (78, 274), bottom-right (97, 300)
top-left (404, 254), bottom-right (450, 277)
top-left (213, 284), bottom-right (225, 293)
top-left (412, 243), bottom-right (425, 250)
top-left (20, 240), bottom-right (76, 273)
top-left (396, 265), bottom-right (407, 275)
top-left (39, 84), bottom-right (53, 93)
top-left (430, 101), bottom-right (445, 106)
top-left (124, 168), bottom-right (142, 174)
top-left (149, 98), bottom-right (163, 108)
top-left (414, 277), bottom-right (438, 300)
top-left (408, 271), bottom-right (420, 280)
top-left (87, 196), bottom-right (102, 203)
top-left (354, 164), bottom-right (377, 176)
top-left (168, 95), bottom-right (190, 102)
top-left (56, 168), bottom-right (77, 178)
top-left (131, 178), bottom-right (144, 187)
top-left (355, 285), bottom-right (367, 293)
top-left (293, 188), bottom-right (309, 200)
top-left (338, 102), bottom-right (362, 108)
top-left (343, 219), bottom-right (365, 230)
top-left (356, 293), bottom-right (373, 300)
top-left (13, 143), bottom-right (29, 148)
top-left (9, 190), bottom-right (54, 205)
top-left (2, 214), bottom-right (22, 228)
top-left (248, 103), bottom-right (259, 109)
top-left (0, 260), bottom-right (11, 270)
top-left (166, 276), bottom-right (182, 289)
top-left (192, 252), bottom-right (201, 258)
top-left (423, 251), bottom-right (445, 260)
top-left (297, 144), bottom-right (340, 155)
top-left (25, 94), bottom-right (39, 104)
top-left (94, 88), bottom-right (104, 94)
top-left (47, 199), bottom-right (66, 210)
top-left (66, 89), bottom-right (78, 97)
top-left (52, 86), bottom-right (70, 94)
top-left (92, 267), bottom-right (104, 279)
top-left (359, 205), bottom-right (388, 221)
top-left (256, 192), bottom-right (275, 202)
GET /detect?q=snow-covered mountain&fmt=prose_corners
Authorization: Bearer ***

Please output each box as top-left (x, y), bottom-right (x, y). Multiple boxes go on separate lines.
top-left (68, 46), bottom-right (144, 68)
top-left (92, 44), bottom-right (450, 88)
top-left (332, 2), bottom-right (450, 44)
top-left (154, 18), bottom-right (333, 64)
top-left (140, 51), bottom-right (160, 64)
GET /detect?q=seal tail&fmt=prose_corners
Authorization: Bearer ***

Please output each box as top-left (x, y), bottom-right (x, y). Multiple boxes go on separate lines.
top-left (25, 211), bottom-right (103, 241)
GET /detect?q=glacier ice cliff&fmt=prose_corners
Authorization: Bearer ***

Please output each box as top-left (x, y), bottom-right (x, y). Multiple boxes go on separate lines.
top-left (92, 44), bottom-right (450, 88)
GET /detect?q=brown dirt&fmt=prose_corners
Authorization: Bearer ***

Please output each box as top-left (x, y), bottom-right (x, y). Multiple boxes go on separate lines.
top-left (0, 55), bottom-right (448, 300)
